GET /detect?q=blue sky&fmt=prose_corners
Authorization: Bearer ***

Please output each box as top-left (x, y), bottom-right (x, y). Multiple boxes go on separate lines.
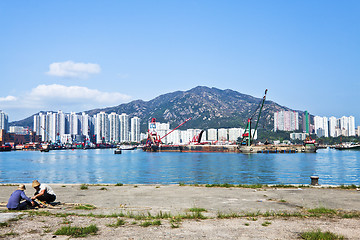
top-left (0, 1), bottom-right (359, 126)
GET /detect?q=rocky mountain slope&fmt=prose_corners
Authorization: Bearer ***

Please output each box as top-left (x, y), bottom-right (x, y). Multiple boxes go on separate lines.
top-left (11, 86), bottom-right (302, 132)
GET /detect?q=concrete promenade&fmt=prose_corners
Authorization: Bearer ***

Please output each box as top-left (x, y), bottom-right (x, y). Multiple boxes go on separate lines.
top-left (1, 184), bottom-right (360, 239)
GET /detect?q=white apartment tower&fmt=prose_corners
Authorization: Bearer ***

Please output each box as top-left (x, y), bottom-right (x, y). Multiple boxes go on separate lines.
top-left (69, 112), bottom-right (79, 136)
top-left (328, 116), bottom-right (337, 137)
top-left (0, 110), bottom-right (8, 132)
top-left (130, 116), bottom-right (141, 142)
top-left (207, 129), bottom-right (217, 141)
top-left (109, 112), bottom-right (120, 143)
top-left (314, 116), bottom-right (329, 137)
top-left (96, 112), bottom-right (109, 143)
top-left (218, 128), bottom-right (228, 141)
top-left (119, 113), bottom-right (129, 142)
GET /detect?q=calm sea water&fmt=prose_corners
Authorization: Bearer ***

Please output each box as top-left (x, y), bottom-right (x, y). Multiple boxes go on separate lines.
top-left (0, 148), bottom-right (359, 185)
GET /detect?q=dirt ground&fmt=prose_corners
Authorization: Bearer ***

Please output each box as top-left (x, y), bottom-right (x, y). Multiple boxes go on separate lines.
top-left (1, 184), bottom-right (360, 239)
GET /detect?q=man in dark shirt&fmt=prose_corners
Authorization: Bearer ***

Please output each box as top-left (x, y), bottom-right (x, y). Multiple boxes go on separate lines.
top-left (7, 184), bottom-right (35, 210)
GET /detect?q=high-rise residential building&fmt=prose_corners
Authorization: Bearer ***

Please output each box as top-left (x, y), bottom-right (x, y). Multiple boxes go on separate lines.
top-left (69, 112), bottom-right (79, 136)
top-left (0, 110), bottom-right (9, 132)
top-left (349, 116), bottom-right (356, 136)
top-left (302, 111), bottom-right (310, 134)
top-left (79, 112), bottom-right (90, 137)
top-left (314, 116), bottom-right (328, 137)
top-left (130, 117), bottom-right (141, 142)
top-left (96, 112), bottom-right (109, 143)
top-left (207, 129), bottom-right (217, 141)
top-left (328, 116), bottom-right (337, 137)
top-left (108, 112), bottom-right (120, 143)
top-left (33, 114), bottom-right (40, 135)
top-left (218, 128), bottom-right (228, 141)
top-left (274, 111), bottom-right (299, 132)
top-left (228, 128), bottom-right (244, 142)
top-left (119, 113), bottom-right (129, 142)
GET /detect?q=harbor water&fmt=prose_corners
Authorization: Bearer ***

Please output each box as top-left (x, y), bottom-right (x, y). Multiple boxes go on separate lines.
top-left (0, 148), bottom-right (359, 185)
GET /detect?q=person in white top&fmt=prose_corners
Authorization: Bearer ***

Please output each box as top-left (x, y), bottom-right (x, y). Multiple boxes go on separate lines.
top-left (31, 180), bottom-right (56, 203)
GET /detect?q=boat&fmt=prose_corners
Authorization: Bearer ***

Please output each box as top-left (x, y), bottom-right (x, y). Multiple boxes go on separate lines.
top-left (119, 145), bottom-right (137, 150)
top-left (0, 144), bottom-right (12, 152)
top-left (114, 148), bottom-right (122, 154)
top-left (238, 89), bottom-right (316, 154)
top-left (334, 143), bottom-right (360, 150)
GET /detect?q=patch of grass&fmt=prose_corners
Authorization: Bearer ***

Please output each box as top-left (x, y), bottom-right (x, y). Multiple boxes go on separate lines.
top-left (339, 184), bottom-right (357, 189)
top-left (99, 187), bottom-right (107, 190)
top-left (237, 184), bottom-right (265, 189)
top-left (115, 183), bottom-right (123, 186)
top-left (205, 183), bottom-right (235, 188)
top-left (61, 185), bottom-right (66, 187)
top-left (300, 229), bottom-right (344, 240)
top-left (244, 223), bottom-right (250, 226)
top-left (155, 211), bottom-right (172, 219)
top-left (54, 224), bottom-right (98, 238)
top-left (107, 219), bottom-right (126, 227)
top-left (80, 184), bottom-right (88, 190)
top-left (279, 199), bottom-right (287, 202)
top-left (308, 207), bottom-right (337, 215)
top-left (188, 208), bottom-right (207, 213)
top-left (4, 231), bottom-right (18, 236)
top-left (179, 182), bottom-right (186, 186)
top-left (180, 212), bottom-right (207, 220)
top-left (134, 185), bottom-right (138, 188)
top-left (140, 220), bottom-right (161, 227)
top-left (217, 212), bottom-right (241, 219)
top-left (74, 204), bottom-right (96, 210)
top-left (262, 221), bottom-right (271, 226)
top-left (171, 222), bottom-right (180, 228)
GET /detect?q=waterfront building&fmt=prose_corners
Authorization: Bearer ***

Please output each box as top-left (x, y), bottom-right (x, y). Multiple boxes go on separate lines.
top-left (9, 126), bottom-right (27, 135)
top-left (274, 111), bottom-right (299, 132)
top-left (207, 129), bottom-right (217, 142)
top-left (0, 110), bottom-right (8, 133)
top-left (349, 116), bottom-right (356, 136)
top-left (228, 128), bottom-right (245, 142)
top-left (69, 112), bottom-right (79, 136)
top-left (314, 116), bottom-right (328, 137)
top-left (119, 113), bottom-right (129, 142)
top-left (79, 112), bottom-right (90, 138)
top-left (290, 132), bottom-right (307, 141)
top-left (302, 111), bottom-right (310, 134)
top-left (95, 112), bottom-right (109, 143)
top-left (58, 110), bottom-right (67, 138)
top-left (130, 117), bottom-right (141, 142)
top-left (109, 112), bottom-right (120, 143)
top-left (328, 116), bottom-right (337, 137)
top-left (33, 115), bottom-right (40, 136)
top-left (218, 128), bottom-right (228, 141)
top-left (356, 126), bottom-right (360, 137)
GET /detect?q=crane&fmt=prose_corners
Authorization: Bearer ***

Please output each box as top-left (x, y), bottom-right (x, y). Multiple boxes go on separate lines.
top-left (241, 89), bottom-right (268, 146)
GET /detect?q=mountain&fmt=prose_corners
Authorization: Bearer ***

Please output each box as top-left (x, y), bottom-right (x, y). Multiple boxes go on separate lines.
top-left (10, 86), bottom-right (303, 132)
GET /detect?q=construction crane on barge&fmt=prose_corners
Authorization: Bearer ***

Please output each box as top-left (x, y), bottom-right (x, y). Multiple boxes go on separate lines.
top-left (241, 89), bottom-right (268, 146)
top-left (143, 117), bottom-right (191, 152)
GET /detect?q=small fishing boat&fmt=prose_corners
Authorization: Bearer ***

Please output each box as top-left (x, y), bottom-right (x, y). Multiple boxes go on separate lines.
top-left (119, 145), bottom-right (137, 150)
top-left (334, 143), bottom-right (360, 150)
top-left (114, 148), bottom-right (122, 154)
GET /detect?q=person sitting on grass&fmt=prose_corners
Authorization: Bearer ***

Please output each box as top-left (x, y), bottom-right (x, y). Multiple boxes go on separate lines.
top-left (7, 184), bottom-right (35, 210)
top-left (31, 180), bottom-right (56, 204)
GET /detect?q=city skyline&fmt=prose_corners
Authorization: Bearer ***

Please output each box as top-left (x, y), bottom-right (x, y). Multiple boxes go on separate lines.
top-left (0, 1), bottom-right (359, 125)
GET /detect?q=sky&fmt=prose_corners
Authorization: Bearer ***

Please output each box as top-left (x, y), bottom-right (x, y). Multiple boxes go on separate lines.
top-left (0, 1), bottom-right (359, 126)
